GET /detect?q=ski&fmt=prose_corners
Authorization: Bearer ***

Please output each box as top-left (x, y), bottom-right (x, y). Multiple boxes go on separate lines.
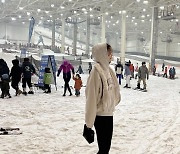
top-left (0, 127), bottom-right (22, 135)
top-left (0, 127), bottom-right (20, 131)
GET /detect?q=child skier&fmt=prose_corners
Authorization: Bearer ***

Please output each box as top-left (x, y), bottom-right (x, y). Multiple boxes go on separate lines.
top-left (43, 67), bottom-right (52, 93)
top-left (0, 74), bottom-right (11, 98)
top-left (73, 74), bottom-right (82, 96)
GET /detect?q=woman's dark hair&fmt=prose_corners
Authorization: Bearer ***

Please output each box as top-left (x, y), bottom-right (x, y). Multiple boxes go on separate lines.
top-left (107, 43), bottom-right (111, 51)
top-left (76, 74), bottom-right (81, 79)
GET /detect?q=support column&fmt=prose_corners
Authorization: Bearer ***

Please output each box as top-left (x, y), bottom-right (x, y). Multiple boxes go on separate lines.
top-left (165, 42), bottom-right (170, 56)
top-left (101, 14), bottom-right (106, 43)
top-left (73, 22), bottom-right (77, 55)
top-left (120, 11), bottom-right (127, 65)
top-left (86, 15), bottom-right (90, 56)
top-left (52, 19), bottom-right (55, 51)
top-left (149, 6), bottom-right (159, 72)
top-left (61, 17), bottom-right (65, 53)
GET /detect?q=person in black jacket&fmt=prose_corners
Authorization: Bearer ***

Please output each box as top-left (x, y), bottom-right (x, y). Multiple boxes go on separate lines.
top-left (0, 59), bottom-right (10, 98)
top-left (10, 59), bottom-right (22, 96)
top-left (115, 61), bottom-right (123, 85)
top-left (21, 58), bottom-right (35, 95)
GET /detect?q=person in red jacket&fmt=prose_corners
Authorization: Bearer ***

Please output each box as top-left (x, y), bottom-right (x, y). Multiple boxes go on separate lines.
top-left (163, 67), bottom-right (168, 78)
top-left (73, 74), bottom-right (82, 96)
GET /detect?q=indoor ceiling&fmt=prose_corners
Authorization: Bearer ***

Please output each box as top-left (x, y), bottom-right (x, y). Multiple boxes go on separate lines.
top-left (0, 0), bottom-right (180, 39)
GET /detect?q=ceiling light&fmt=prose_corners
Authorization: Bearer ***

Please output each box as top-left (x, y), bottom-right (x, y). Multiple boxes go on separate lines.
top-left (22, 22), bottom-right (25, 24)
top-left (37, 9), bottom-right (41, 12)
top-left (149, 19), bottom-right (151, 22)
top-left (27, 12), bottom-right (30, 16)
top-left (158, 16), bottom-right (161, 18)
top-left (84, 11), bottom-right (88, 14)
top-left (90, 14), bottom-right (93, 17)
top-left (122, 10), bottom-right (126, 14)
top-left (51, 4), bottom-right (54, 7)
top-left (106, 20), bottom-right (108, 23)
top-left (74, 11), bottom-right (77, 14)
top-left (61, 6), bottom-right (65, 9)
top-left (141, 32), bottom-right (144, 34)
top-left (119, 11), bottom-right (122, 14)
top-left (98, 16), bottom-right (100, 19)
top-left (141, 15), bottom-right (145, 18)
top-left (116, 20), bottom-right (119, 24)
top-left (50, 15), bottom-right (52, 18)
top-left (19, 7), bottom-right (23, 10)
top-left (147, 14), bottom-right (150, 17)
top-left (132, 17), bottom-right (135, 19)
top-left (11, 17), bottom-right (16, 21)
top-left (160, 6), bottom-right (164, 10)
top-left (105, 12), bottom-right (109, 15)
top-left (178, 43), bottom-right (180, 45)
top-left (132, 20), bottom-right (134, 22)
top-left (113, 24), bottom-right (115, 26)
top-left (176, 19), bottom-right (179, 22)
top-left (1, 0), bottom-right (5, 3)
top-left (41, 17), bottom-right (43, 19)
top-left (45, 11), bottom-right (49, 14)
top-left (143, 1), bottom-right (148, 4)
top-left (61, 14), bottom-right (63, 16)
top-left (137, 0), bottom-right (140, 2)
top-left (126, 15), bottom-right (129, 18)
top-left (69, 0), bottom-right (72, 1)
top-left (82, 8), bottom-right (86, 11)
top-left (19, 15), bottom-right (21, 18)
top-left (111, 16), bottom-right (113, 19)
top-left (160, 32), bottom-right (162, 34)
top-left (143, 9), bottom-right (146, 12)
top-left (29, 18), bottom-right (31, 21)
top-left (141, 20), bottom-right (145, 22)
top-left (176, 5), bottom-right (179, 9)
top-left (110, 4), bottom-right (112, 7)
top-left (135, 23), bottom-right (137, 25)
top-left (89, 8), bottom-right (92, 11)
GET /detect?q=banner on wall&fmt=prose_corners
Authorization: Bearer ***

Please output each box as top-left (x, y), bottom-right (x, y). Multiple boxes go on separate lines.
top-left (28, 17), bottom-right (35, 44)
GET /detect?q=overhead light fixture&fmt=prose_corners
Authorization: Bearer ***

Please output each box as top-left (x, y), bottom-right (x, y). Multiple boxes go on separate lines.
top-left (90, 14), bottom-right (93, 17)
top-left (69, 0), bottom-right (72, 1)
top-left (61, 14), bottom-right (63, 16)
top-left (143, 1), bottom-right (148, 4)
top-left (45, 11), bottom-right (49, 14)
top-left (89, 8), bottom-right (92, 11)
top-left (37, 9), bottom-right (41, 12)
top-left (160, 31), bottom-right (162, 34)
top-left (141, 15), bottom-right (145, 18)
top-left (1, 0), bottom-right (5, 3)
top-left (158, 16), bottom-right (161, 18)
top-left (122, 10), bottom-right (126, 14)
top-left (116, 20), bottom-right (119, 24)
top-left (178, 43), bottom-right (180, 45)
top-left (11, 17), bottom-right (16, 21)
top-left (135, 22), bottom-right (137, 25)
top-left (141, 20), bottom-right (145, 22)
top-left (141, 32), bottom-right (144, 34)
top-left (113, 24), bottom-right (115, 26)
top-left (132, 17), bottom-right (135, 19)
top-left (98, 16), bottom-right (100, 19)
top-left (126, 15), bottom-right (129, 18)
top-left (41, 17), bottom-right (43, 19)
top-left (19, 7), bottom-right (23, 10)
top-left (27, 12), bottom-right (30, 16)
top-left (22, 22), bottom-right (25, 24)
top-left (160, 6), bottom-right (164, 10)
top-left (132, 20), bottom-right (134, 22)
top-left (176, 19), bottom-right (179, 22)
top-left (18, 15), bottom-right (21, 18)
top-left (119, 11), bottom-right (122, 14)
top-left (74, 11), bottom-right (77, 14)
top-left (61, 6), bottom-right (65, 9)
top-left (147, 14), bottom-right (150, 17)
top-left (143, 9), bottom-right (146, 12)
top-left (84, 11), bottom-right (88, 14)
top-left (137, 0), bottom-right (140, 2)
top-left (51, 4), bottom-right (54, 7)
top-left (50, 15), bottom-right (52, 18)
top-left (82, 8), bottom-right (86, 11)
top-left (111, 16), bottom-right (113, 19)
top-left (105, 12), bottom-right (109, 15)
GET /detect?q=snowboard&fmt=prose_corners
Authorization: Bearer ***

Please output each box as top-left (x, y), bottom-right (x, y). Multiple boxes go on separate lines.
top-left (0, 127), bottom-right (22, 135)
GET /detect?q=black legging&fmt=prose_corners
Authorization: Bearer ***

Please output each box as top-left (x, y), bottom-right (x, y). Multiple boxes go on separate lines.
top-left (63, 77), bottom-right (72, 95)
top-left (94, 116), bottom-right (113, 154)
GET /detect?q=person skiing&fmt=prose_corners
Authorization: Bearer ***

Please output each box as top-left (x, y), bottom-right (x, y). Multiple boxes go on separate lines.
top-left (10, 59), bottom-right (22, 96)
top-left (124, 61), bottom-right (131, 88)
top-left (136, 62), bottom-right (149, 90)
top-left (57, 60), bottom-right (75, 96)
top-left (85, 43), bottom-right (121, 154)
top-left (88, 62), bottom-right (92, 74)
top-left (73, 74), bottom-right (82, 96)
top-left (21, 58), bottom-right (36, 95)
top-left (115, 61), bottom-right (123, 85)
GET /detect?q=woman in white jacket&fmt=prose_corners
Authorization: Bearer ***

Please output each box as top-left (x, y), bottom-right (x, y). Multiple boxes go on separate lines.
top-left (85, 43), bottom-right (121, 154)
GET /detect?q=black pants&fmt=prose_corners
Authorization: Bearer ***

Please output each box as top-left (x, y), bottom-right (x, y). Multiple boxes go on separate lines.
top-left (63, 77), bottom-right (72, 95)
top-left (22, 78), bottom-right (32, 88)
top-left (44, 84), bottom-right (51, 92)
top-left (11, 79), bottom-right (20, 92)
top-left (75, 89), bottom-right (80, 96)
top-left (94, 116), bottom-right (113, 154)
